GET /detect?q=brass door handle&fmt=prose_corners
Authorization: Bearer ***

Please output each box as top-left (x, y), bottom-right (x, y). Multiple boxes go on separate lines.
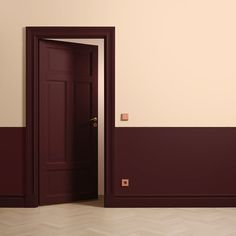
top-left (90, 117), bottom-right (98, 122)
top-left (90, 117), bottom-right (98, 127)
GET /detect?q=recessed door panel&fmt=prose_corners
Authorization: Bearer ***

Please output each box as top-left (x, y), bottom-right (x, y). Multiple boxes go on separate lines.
top-left (47, 82), bottom-right (67, 163)
top-left (74, 83), bottom-right (91, 163)
top-left (48, 48), bottom-right (74, 72)
top-left (76, 51), bottom-right (92, 78)
top-left (75, 83), bottom-right (91, 124)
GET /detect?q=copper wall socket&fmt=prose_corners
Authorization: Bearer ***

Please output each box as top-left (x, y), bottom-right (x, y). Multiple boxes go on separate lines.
top-left (121, 179), bottom-right (129, 187)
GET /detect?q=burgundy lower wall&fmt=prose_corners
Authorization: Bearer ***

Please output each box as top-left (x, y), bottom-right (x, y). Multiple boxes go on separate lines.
top-left (1, 127), bottom-right (236, 207)
top-left (108, 127), bottom-right (236, 207)
top-left (0, 128), bottom-right (25, 197)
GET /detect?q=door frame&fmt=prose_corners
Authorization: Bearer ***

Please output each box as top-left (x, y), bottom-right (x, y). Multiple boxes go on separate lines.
top-left (26, 27), bottom-right (115, 207)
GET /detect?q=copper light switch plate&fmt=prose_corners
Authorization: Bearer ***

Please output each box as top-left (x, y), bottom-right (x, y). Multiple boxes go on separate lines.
top-left (121, 113), bottom-right (129, 121)
top-left (121, 179), bottom-right (129, 187)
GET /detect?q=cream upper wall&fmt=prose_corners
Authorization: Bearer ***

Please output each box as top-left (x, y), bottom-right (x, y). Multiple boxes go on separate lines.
top-left (1, 0), bottom-right (236, 127)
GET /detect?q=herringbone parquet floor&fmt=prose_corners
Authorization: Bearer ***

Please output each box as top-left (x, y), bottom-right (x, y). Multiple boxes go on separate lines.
top-left (1, 197), bottom-right (236, 236)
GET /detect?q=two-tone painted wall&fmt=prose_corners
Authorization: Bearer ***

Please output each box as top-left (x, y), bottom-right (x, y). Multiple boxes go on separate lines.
top-left (1, 0), bottom-right (236, 206)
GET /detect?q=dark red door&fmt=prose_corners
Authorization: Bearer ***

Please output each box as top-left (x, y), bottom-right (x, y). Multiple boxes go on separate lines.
top-left (39, 39), bottom-right (98, 205)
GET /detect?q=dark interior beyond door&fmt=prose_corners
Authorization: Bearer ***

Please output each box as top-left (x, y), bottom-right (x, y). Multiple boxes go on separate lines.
top-left (39, 39), bottom-right (98, 205)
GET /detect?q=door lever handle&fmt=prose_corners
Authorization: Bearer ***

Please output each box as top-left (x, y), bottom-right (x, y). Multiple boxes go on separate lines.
top-left (90, 117), bottom-right (98, 128)
top-left (90, 117), bottom-right (98, 122)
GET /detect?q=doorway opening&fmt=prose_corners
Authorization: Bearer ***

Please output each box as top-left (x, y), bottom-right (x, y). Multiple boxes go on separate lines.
top-left (49, 38), bottom-right (104, 199)
top-left (26, 27), bottom-right (115, 207)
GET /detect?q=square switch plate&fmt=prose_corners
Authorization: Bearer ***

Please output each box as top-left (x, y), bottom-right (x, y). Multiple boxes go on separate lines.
top-left (121, 113), bottom-right (129, 121)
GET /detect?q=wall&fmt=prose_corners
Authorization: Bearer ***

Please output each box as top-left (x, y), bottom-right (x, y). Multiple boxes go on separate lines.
top-left (1, 0), bottom-right (236, 206)
top-left (1, 0), bottom-right (236, 127)
top-left (0, 128), bottom-right (25, 205)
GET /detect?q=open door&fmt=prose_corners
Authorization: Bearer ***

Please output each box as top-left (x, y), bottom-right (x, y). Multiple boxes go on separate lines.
top-left (39, 39), bottom-right (98, 205)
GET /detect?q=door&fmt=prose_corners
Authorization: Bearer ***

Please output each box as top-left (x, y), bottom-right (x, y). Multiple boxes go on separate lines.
top-left (39, 39), bottom-right (98, 205)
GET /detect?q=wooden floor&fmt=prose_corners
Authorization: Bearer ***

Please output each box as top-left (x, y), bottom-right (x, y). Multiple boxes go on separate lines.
top-left (1, 197), bottom-right (236, 235)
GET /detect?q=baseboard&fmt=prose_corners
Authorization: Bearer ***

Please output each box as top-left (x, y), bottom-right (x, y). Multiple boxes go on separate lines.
top-left (0, 196), bottom-right (25, 207)
top-left (105, 195), bottom-right (236, 207)
top-left (4, 195), bottom-right (236, 208)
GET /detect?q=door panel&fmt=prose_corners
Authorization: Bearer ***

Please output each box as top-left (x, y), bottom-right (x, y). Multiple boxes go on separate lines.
top-left (39, 39), bottom-right (98, 205)
top-left (76, 51), bottom-right (93, 77)
top-left (48, 48), bottom-right (74, 72)
top-left (47, 82), bottom-right (66, 163)
top-left (75, 83), bottom-right (92, 162)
